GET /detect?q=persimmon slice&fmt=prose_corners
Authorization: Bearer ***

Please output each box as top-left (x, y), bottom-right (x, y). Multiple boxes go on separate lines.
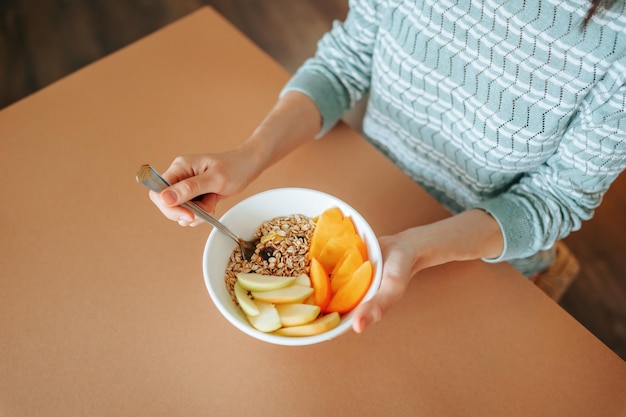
top-left (330, 246), bottom-right (364, 293)
top-left (325, 260), bottom-right (373, 314)
top-left (309, 257), bottom-right (332, 311)
top-left (308, 207), bottom-right (343, 260)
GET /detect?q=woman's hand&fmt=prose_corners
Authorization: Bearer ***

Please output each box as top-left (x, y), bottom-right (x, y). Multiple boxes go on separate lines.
top-left (351, 233), bottom-right (418, 333)
top-left (148, 148), bottom-right (262, 226)
top-left (351, 209), bottom-right (504, 333)
top-left (148, 91), bottom-right (322, 226)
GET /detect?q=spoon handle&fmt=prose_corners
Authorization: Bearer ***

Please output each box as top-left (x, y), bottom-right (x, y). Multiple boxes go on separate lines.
top-left (135, 164), bottom-right (243, 245)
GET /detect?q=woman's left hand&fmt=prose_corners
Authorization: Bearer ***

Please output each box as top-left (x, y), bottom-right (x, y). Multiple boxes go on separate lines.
top-left (351, 233), bottom-right (418, 333)
top-left (350, 209), bottom-right (505, 334)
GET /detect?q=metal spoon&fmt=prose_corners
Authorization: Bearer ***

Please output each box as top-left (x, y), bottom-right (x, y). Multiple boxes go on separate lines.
top-left (135, 164), bottom-right (259, 260)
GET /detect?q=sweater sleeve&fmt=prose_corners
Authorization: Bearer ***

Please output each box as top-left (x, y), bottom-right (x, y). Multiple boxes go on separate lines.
top-left (476, 63), bottom-right (626, 262)
top-left (280, 0), bottom-right (381, 136)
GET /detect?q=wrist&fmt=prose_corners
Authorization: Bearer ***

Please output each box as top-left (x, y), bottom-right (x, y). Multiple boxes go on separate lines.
top-left (398, 210), bottom-right (504, 275)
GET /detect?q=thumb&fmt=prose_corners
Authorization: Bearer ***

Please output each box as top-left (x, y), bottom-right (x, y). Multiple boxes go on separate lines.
top-left (351, 275), bottom-right (409, 334)
top-left (159, 177), bottom-right (203, 207)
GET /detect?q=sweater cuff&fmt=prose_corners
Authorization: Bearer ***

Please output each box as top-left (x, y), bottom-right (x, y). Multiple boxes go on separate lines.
top-left (473, 195), bottom-right (534, 263)
top-left (280, 69), bottom-right (349, 138)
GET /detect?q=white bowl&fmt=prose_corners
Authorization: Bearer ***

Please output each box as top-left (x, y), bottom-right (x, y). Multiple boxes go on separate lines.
top-left (203, 188), bottom-right (383, 346)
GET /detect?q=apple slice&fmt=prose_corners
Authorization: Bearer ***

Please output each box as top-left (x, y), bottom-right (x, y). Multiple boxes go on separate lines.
top-left (294, 273), bottom-right (311, 287)
top-left (303, 294), bottom-right (316, 305)
top-left (276, 303), bottom-right (321, 327)
top-left (274, 312), bottom-right (341, 337)
top-left (247, 301), bottom-right (282, 333)
top-left (234, 282), bottom-right (259, 316)
top-left (236, 273), bottom-right (296, 292)
top-left (251, 285), bottom-right (314, 304)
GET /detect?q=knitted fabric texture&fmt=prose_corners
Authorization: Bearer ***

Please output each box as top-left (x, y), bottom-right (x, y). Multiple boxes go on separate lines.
top-left (282, 0), bottom-right (626, 272)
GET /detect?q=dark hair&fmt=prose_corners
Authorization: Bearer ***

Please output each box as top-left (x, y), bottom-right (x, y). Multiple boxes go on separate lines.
top-left (584, 0), bottom-right (618, 24)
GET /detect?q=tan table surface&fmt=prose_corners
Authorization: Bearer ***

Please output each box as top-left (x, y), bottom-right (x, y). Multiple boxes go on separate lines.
top-left (1, 7), bottom-right (624, 417)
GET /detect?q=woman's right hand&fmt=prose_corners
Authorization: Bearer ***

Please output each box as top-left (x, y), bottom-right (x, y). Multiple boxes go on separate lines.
top-left (148, 147), bottom-right (262, 226)
top-left (149, 91), bottom-right (323, 226)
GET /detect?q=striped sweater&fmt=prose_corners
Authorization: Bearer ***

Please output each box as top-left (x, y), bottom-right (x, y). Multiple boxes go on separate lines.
top-left (282, 0), bottom-right (626, 274)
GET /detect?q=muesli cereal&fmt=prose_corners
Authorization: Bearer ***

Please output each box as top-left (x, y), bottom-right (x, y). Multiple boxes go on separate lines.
top-left (224, 214), bottom-right (316, 304)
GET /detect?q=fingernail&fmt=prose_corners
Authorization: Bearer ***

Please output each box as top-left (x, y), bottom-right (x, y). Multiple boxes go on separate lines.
top-left (178, 218), bottom-right (190, 226)
top-left (161, 190), bottom-right (178, 206)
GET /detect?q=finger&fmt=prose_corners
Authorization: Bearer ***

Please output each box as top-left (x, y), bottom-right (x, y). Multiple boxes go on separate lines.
top-left (187, 194), bottom-right (222, 227)
top-left (351, 276), bottom-right (408, 333)
top-left (187, 218), bottom-right (204, 227)
top-left (351, 248), bottom-right (412, 334)
top-left (159, 176), bottom-right (205, 208)
top-left (149, 190), bottom-right (194, 223)
top-left (157, 156), bottom-right (213, 206)
top-left (161, 156), bottom-right (201, 185)
top-left (197, 192), bottom-right (221, 213)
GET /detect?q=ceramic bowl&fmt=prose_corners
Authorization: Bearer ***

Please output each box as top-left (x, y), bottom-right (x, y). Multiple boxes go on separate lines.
top-left (203, 188), bottom-right (382, 346)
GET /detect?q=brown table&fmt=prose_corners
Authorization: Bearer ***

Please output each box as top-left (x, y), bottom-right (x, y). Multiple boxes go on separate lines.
top-left (1, 7), bottom-right (624, 417)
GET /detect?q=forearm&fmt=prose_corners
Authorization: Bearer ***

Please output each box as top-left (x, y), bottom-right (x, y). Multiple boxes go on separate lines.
top-left (401, 209), bottom-right (504, 276)
top-left (238, 91), bottom-right (321, 175)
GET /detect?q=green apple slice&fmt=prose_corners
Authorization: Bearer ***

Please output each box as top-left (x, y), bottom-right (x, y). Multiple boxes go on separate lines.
top-left (234, 282), bottom-right (259, 316)
top-left (251, 285), bottom-right (314, 304)
top-left (247, 301), bottom-right (281, 333)
top-left (274, 312), bottom-right (341, 337)
top-left (236, 273), bottom-right (296, 292)
top-left (276, 303), bottom-right (321, 327)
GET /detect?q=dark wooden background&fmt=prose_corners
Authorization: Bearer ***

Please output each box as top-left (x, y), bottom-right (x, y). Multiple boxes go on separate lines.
top-left (2, 0), bottom-right (625, 360)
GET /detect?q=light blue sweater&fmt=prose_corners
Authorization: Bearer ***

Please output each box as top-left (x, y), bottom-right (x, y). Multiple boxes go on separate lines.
top-left (283, 0), bottom-right (626, 275)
